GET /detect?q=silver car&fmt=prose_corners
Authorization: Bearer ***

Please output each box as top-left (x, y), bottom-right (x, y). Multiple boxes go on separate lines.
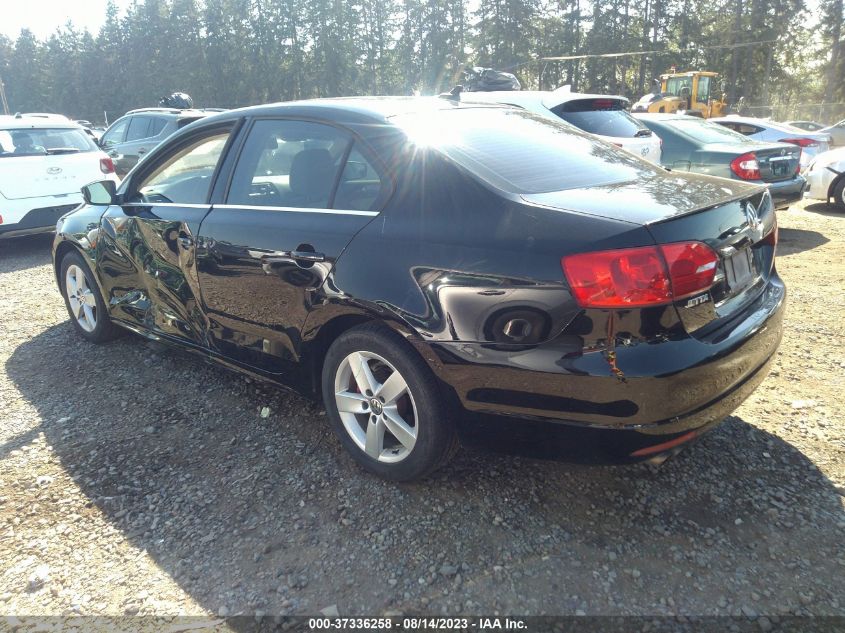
top-left (711, 116), bottom-right (831, 170)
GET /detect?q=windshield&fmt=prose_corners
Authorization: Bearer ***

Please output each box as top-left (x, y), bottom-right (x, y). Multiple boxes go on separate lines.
top-left (392, 107), bottom-right (649, 194)
top-left (669, 118), bottom-right (754, 144)
top-left (552, 99), bottom-right (648, 138)
top-left (0, 127), bottom-right (97, 157)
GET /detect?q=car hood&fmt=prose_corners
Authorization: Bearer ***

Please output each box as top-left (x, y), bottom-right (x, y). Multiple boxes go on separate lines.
top-left (521, 170), bottom-right (762, 225)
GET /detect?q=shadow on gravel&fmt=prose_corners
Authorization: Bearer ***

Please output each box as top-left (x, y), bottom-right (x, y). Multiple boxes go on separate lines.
top-left (6, 323), bottom-right (845, 618)
top-left (0, 233), bottom-right (54, 273)
top-left (802, 202), bottom-right (845, 218)
top-left (777, 227), bottom-right (830, 256)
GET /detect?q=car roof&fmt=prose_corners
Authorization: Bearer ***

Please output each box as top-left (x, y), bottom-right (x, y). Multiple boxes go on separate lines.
top-left (123, 107), bottom-right (221, 117)
top-left (460, 89), bottom-right (629, 110)
top-left (195, 96), bottom-right (513, 127)
top-left (0, 115), bottom-right (82, 130)
top-left (632, 112), bottom-right (702, 121)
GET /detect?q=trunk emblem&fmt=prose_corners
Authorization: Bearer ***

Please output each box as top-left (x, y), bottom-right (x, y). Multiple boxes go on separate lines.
top-left (744, 202), bottom-right (760, 230)
top-left (47, 167), bottom-right (63, 175)
top-left (641, 147), bottom-right (649, 156)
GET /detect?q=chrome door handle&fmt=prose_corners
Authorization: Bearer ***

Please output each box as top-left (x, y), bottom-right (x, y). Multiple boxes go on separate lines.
top-left (138, 148), bottom-right (147, 155)
top-left (178, 236), bottom-right (193, 250)
top-left (291, 250), bottom-right (325, 263)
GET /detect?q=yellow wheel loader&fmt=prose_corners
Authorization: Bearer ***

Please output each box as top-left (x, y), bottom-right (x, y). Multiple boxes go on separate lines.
top-left (632, 70), bottom-right (728, 118)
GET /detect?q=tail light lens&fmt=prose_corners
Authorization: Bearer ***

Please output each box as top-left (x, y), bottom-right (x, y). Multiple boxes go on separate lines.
top-left (561, 241), bottom-right (718, 308)
top-left (730, 152), bottom-right (761, 180)
top-left (778, 137), bottom-right (818, 148)
top-left (762, 216), bottom-right (778, 251)
top-left (99, 157), bottom-right (115, 174)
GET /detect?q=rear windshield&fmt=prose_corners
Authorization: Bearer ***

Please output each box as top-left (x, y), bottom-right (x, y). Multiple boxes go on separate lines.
top-left (0, 127), bottom-right (98, 157)
top-left (551, 98), bottom-right (648, 138)
top-left (670, 118), bottom-right (755, 144)
top-left (392, 107), bottom-right (650, 194)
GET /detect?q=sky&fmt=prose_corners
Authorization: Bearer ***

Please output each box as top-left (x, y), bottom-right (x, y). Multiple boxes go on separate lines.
top-left (1, 0), bottom-right (132, 40)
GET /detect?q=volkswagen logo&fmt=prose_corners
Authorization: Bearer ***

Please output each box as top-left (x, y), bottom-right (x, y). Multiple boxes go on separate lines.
top-left (46, 167), bottom-right (62, 175)
top-left (744, 202), bottom-right (760, 230)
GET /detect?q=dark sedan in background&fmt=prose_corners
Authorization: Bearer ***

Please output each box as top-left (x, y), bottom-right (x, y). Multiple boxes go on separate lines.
top-left (635, 113), bottom-right (805, 209)
top-left (52, 98), bottom-right (784, 481)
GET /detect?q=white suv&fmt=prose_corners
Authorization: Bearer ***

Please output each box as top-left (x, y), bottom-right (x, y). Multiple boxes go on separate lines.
top-left (0, 115), bottom-right (119, 239)
top-left (461, 88), bottom-right (663, 164)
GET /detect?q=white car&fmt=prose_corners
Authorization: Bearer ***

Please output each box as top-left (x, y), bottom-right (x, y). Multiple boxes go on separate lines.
top-left (710, 116), bottom-right (831, 170)
top-left (0, 115), bottom-right (119, 239)
top-left (803, 146), bottom-right (845, 209)
top-left (460, 88), bottom-right (663, 164)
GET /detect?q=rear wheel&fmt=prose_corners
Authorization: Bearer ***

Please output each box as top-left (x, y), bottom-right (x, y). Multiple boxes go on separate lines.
top-left (322, 323), bottom-right (459, 481)
top-left (833, 178), bottom-right (845, 211)
top-left (59, 251), bottom-right (120, 343)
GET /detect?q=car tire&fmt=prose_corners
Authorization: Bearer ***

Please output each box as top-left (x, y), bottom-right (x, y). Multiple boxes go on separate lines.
top-left (59, 250), bottom-right (121, 343)
top-left (833, 178), bottom-right (845, 211)
top-left (322, 323), bottom-right (459, 481)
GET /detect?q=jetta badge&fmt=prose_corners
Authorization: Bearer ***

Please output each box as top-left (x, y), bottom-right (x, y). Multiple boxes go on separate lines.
top-left (47, 167), bottom-right (62, 175)
top-left (744, 202), bottom-right (760, 230)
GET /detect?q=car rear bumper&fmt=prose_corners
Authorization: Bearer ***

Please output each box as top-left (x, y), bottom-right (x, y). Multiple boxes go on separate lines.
top-left (0, 200), bottom-right (81, 239)
top-left (766, 175), bottom-right (806, 209)
top-left (427, 276), bottom-right (785, 455)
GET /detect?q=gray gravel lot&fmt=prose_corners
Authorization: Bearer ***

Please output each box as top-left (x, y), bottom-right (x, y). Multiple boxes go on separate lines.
top-left (1, 201), bottom-right (844, 622)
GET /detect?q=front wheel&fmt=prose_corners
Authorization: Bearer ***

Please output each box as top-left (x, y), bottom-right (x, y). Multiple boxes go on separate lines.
top-left (322, 323), bottom-right (459, 481)
top-left (59, 251), bottom-right (121, 343)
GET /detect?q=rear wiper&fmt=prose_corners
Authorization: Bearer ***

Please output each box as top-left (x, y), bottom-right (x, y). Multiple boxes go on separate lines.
top-left (45, 147), bottom-right (81, 155)
top-left (634, 129), bottom-right (652, 137)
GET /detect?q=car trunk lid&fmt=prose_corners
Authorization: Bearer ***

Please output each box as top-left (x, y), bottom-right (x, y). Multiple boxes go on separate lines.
top-left (0, 152), bottom-right (104, 199)
top-left (752, 144), bottom-right (802, 182)
top-left (523, 173), bottom-right (776, 335)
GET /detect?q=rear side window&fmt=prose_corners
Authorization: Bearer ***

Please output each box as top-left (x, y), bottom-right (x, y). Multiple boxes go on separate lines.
top-left (227, 119), bottom-right (351, 209)
top-left (177, 117), bottom-right (204, 129)
top-left (551, 99), bottom-right (647, 138)
top-left (393, 108), bottom-right (650, 194)
top-left (0, 127), bottom-right (97, 157)
top-left (149, 117), bottom-right (167, 137)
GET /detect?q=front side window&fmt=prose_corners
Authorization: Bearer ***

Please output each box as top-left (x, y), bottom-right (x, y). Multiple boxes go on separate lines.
top-left (227, 119), bottom-right (351, 209)
top-left (132, 131), bottom-right (230, 204)
top-left (100, 118), bottom-right (129, 147)
top-left (0, 127), bottom-right (97, 156)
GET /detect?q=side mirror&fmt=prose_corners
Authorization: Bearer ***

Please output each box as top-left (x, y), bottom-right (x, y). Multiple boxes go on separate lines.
top-left (82, 180), bottom-right (117, 205)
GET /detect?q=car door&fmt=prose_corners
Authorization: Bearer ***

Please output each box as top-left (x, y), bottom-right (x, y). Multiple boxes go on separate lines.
top-left (114, 115), bottom-right (160, 175)
top-left (97, 122), bottom-right (235, 348)
top-left (195, 118), bottom-right (389, 374)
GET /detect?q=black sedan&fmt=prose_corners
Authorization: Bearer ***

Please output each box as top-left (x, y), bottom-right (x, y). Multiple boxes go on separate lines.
top-left (634, 113), bottom-right (806, 209)
top-left (53, 98), bottom-right (784, 481)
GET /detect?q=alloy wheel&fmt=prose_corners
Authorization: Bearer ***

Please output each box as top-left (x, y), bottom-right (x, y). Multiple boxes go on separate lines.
top-left (65, 264), bottom-right (98, 332)
top-left (333, 350), bottom-right (418, 463)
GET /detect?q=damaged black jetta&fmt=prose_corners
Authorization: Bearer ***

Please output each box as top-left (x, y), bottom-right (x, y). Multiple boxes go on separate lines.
top-left (53, 97), bottom-right (784, 481)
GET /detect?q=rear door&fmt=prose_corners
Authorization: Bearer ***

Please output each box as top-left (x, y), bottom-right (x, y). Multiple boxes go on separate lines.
top-left (195, 118), bottom-right (387, 374)
top-left (98, 123), bottom-right (235, 347)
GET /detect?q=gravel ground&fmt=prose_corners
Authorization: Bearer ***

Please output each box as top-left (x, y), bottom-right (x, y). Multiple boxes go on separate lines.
top-left (1, 201), bottom-right (844, 623)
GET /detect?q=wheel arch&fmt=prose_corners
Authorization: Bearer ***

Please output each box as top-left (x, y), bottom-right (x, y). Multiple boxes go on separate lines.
top-left (827, 171), bottom-right (845, 204)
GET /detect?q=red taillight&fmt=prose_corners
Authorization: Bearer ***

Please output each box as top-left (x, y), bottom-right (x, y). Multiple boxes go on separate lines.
top-left (561, 241), bottom-right (718, 308)
top-left (0, 214), bottom-right (3, 225)
top-left (779, 137), bottom-right (818, 148)
top-left (659, 242), bottom-right (719, 298)
top-left (730, 152), bottom-right (761, 180)
top-left (99, 157), bottom-right (115, 174)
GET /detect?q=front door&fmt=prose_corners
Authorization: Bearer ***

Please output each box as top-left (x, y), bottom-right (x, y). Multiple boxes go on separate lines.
top-left (195, 118), bottom-right (388, 373)
top-left (97, 125), bottom-right (233, 348)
